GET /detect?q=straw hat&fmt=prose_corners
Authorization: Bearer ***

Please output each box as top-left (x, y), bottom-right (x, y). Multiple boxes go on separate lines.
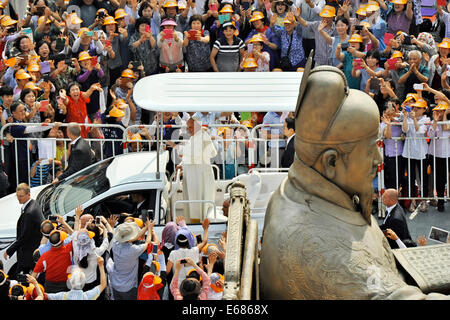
top-left (114, 221), bottom-right (141, 243)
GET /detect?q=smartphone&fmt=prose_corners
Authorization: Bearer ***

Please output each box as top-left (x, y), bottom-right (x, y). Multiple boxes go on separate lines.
top-left (91, 56), bottom-right (98, 68)
top-left (405, 105), bottom-right (412, 112)
top-left (413, 83), bottom-right (423, 91)
top-left (180, 259), bottom-right (187, 264)
top-left (341, 42), bottom-right (349, 51)
top-left (43, 73), bottom-right (51, 82)
top-left (369, 78), bottom-right (380, 91)
top-left (387, 58), bottom-right (398, 70)
top-left (247, 43), bottom-right (253, 53)
top-left (86, 31), bottom-right (94, 37)
top-left (209, 3), bottom-right (218, 11)
top-left (105, 39), bottom-right (111, 47)
top-left (202, 256), bottom-right (208, 265)
top-left (354, 58), bottom-right (363, 70)
top-left (428, 226), bottom-right (449, 243)
top-left (355, 25), bottom-right (363, 31)
top-left (152, 243), bottom-right (158, 254)
top-left (39, 61), bottom-right (51, 74)
top-left (36, 6), bottom-right (45, 16)
top-left (141, 209), bottom-right (148, 222)
top-left (39, 100), bottom-right (49, 112)
top-left (16, 273), bottom-right (28, 284)
top-left (49, 215), bottom-right (58, 222)
top-left (242, 1), bottom-right (250, 10)
top-left (145, 25), bottom-right (151, 33)
top-left (438, 0), bottom-right (447, 6)
top-left (188, 30), bottom-right (199, 40)
top-left (95, 216), bottom-right (101, 225)
top-left (196, 234), bottom-right (202, 244)
top-left (403, 35), bottom-right (412, 45)
top-left (55, 37), bottom-right (65, 51)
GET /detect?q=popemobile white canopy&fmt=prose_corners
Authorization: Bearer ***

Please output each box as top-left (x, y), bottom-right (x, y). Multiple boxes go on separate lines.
top-left (132, 72), bottom-right (304, 113)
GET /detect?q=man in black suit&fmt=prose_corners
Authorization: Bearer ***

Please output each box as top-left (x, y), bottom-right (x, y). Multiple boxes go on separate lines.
top-left (52, 123), bottom-right (93, 184)
top-left (281, 117), bottom-right (296, 168)
top-left (3, 183), bottom-right (44, 276)
top-left (379, 188), bottom-right (413, 249)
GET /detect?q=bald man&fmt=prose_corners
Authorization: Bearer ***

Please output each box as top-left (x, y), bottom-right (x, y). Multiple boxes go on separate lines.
top-left (380, 189), bottom-right (413, 249)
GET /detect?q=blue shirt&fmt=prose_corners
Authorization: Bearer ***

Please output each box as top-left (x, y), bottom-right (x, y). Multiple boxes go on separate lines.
top-left (272, 25), bottom-right (305, 68)
top-left (262, 112), bottom-right (286, 148)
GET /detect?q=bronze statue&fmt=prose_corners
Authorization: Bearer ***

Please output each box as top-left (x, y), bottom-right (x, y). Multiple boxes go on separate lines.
top-left (259, 63), bottom-right (450, 299)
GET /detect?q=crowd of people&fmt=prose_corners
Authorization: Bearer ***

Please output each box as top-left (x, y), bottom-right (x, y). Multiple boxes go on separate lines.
top-left (1, 182), bottom-right (226, 300)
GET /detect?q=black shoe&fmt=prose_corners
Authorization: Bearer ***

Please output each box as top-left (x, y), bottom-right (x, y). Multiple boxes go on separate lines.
top-left (438, 203), bottom-right (445, 212)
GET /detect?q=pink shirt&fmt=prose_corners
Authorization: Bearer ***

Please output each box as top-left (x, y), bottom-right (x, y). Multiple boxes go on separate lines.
top-left (170, 267), bottom-right (211, 300)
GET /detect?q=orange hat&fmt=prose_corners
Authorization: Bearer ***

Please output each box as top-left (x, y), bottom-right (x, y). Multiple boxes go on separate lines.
top-left (410, 98), bottom-right (427, 108)
top-left (9, 284), bottom-right (27, 296)
top-left (249, 11), bottom-right (265, 23)
top-left (186, 268), bottom-right (203, 281)
top-left (121, 68), bottom-right (136, 78)
top-left (131, 133), bottom-right (142, 141)
top-left (319, 5), bottom-right (336, 18)
top-left (391, 50), bottom-right (403, 59)
top-left (242, 57), bottom-right (258, 69)
top-left (38, 16), bottom-right (51, 25)
top-left (142, 272), bottom-right (162, 286)
top-left (49, 229), bottom-right (68, 247)
top-left (78, 51), bottom-right (92, 61)
top-left (70, 13), bottom-right (83, 25)
top-left (163, 0), bottom-right (178, 7)
top-left (249, 33), bottom-right (264, 43)
top-left (433, 101), bottom-right (449, 111)
top-left (390, 0), bottom-right (407, 4)
top-left (348, 33), bottom-right (363, 43)
top-left (109, 106), bottom-right (125, 118)
top-left (24, 82), bottom-right (40, 90)
top-left (103, 16), bottom-right (117, 25)
top-left (115, 8), bottom-right (128, 19)
top-left (297, 67), bottom-right (304, 72)
top-left (28, 55), bottom-right (41, 64)
top-left (115, 99), bottom-right (128, 108)
top-left (27, 63), bottom-right (40, 72)
top-left (356, 5), bottom-right (367, 16)
top-left (77, 27), bottom-right (90, 37)
top-left (359, 21), bottom-right (371, 29)
top-left (219, 4), bottom-right (234, 13)
top-left (1, 15), bottom-right (17, 27)
top-left (438, 38), bottom-right (450, 49)
top-left (15, 69), bottom-right (32, 80)
top-left (210, 273), bottom-right (225, 293)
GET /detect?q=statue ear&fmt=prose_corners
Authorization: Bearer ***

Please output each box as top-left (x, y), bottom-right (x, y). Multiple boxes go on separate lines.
top-left (320, 149), bottom-right (338, 180)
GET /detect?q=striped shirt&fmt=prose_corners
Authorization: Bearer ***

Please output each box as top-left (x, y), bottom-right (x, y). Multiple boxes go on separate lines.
top-left (30, 162), bottom-right (51, 187)
top-left (213, 36), bottom-right (245, 72)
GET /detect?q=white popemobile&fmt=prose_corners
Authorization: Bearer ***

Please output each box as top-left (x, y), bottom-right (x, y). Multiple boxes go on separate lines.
top-left (0, 72), bottom-right (302, 275)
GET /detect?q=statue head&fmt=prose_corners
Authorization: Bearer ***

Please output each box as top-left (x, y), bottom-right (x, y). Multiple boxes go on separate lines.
top-left (294, 65), bottom-right (382, 224)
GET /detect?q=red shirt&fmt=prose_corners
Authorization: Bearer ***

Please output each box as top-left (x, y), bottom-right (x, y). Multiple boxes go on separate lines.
top-left (66, 94), bottom-right (91, 138)
top-left (33, 242), bottom-right (73, 283)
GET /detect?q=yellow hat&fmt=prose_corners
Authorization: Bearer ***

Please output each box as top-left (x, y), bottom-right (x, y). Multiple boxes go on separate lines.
top-left (178, 1), bottom-right (186, 9)
top-left (70, 13), bottom-right (83, 25)
top-left (438, 38), bottom-right (450, 49)
top-left (134, 218), bottom-right (144, 228)
top-left (282, 16), bottom-right (296, 24)
top-left (15, 69), bottom-right (32, 80)
top-left (97, 8), bottom-right (108, 16)
top-left (77, 27), bottom-right (90, 37)
top-left (109, 106), bottom-right (125, 118)
top-left (1, 15), bottom-right (17, 27)
top-left (242, 57), bottom-right (258, 69)
top-left (115, 98), bottom-right (128, 108)
top-left (78, 51), bottom-right (92, 61)
top-left (186, 268), bottom-right (202, 281)
top-left (249, 11), bottom-right (265, 23)
top-left (9, 284), bottom-right (27, 296)
top-left (121, 68), bottom-right (136, 78)
top-left (38, 16), bottom-right (51, 25)
top-left (27, 63), bottom-right (40, 72)
top-left (115, 8), bottom-right (128, 19)
top-left (391, 50), bottom-right (403, 59)
top-left (319, 5), bottom-right (336, 18)
top-left (297, 67), bottom-right (304, 72)
top-left (356, 5), bottom-right (367, 16)
top-left (131, 133), bottom-right (142, 141)
top-left (348, 33), bottom-right (363, 43)
top-left (24, 82), bottom-right (40, 90)
top-left (103, 16), bottom-right (117, 25)
top-left (366, 0), bottom-right (380, 11)
top-left (433, 101), bottom-right (449, 111)
top-left (249, 33), bottom-right (264, 43)
top-left (219, 4), bottom-right (234, 13)
top-left (359, 21), bottom-right (371, 29)
top-left (4, 56), bottom-right (18, 68)
top-left (28, 55), bottom-right (41, 64)
top-left (390, 0), bottom-right (407, 4)
top-left (241, 120), bottom-right (253, 128)
top-left (410, 98), bottom-right (427, 108)
top-left (163, 0), bottom-right (178, 8)
top-left (402, 93), bottom-right (418, 106)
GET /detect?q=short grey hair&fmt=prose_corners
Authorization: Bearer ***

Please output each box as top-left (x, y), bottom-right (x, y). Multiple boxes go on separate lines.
top-left (16, 183), bottom-right (30, 194)
top-left (67, 123), bottom-right (81, 137)
top-left (408, 50), bottom-right (422, 60)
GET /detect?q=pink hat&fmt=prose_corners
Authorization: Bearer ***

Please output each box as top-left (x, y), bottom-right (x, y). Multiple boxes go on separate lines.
top-left (161, 18), bottom-right (177, 27)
